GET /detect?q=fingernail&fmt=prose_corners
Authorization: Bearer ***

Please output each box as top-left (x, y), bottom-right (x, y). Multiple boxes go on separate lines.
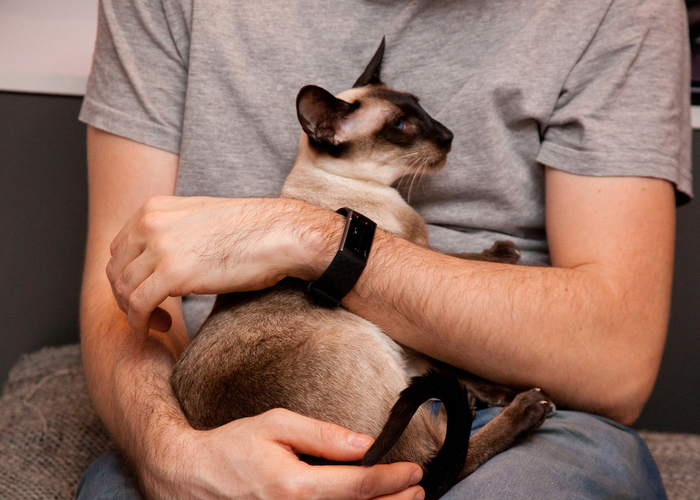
top-left (410, 469), bottom-right (422, 486)
top-left (347, 432), bottom-right (372, 448)
top-left (414, 489), bottom-right (425, 500)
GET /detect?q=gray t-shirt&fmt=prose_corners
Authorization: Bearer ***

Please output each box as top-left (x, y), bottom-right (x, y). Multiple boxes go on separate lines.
top-left (80, 0), bottom-right (692, 334)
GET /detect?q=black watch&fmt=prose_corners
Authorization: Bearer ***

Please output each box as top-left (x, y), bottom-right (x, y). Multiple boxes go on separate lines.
top-left (307, 208), bottom-right (377, 307)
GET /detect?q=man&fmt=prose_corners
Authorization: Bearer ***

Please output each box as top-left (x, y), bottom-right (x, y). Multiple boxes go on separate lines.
top-left (77, 0), bottom-right (691, 498)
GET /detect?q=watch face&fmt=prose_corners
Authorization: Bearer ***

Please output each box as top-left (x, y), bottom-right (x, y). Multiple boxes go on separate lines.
top-left (345, 212), bottom-right (375, 260)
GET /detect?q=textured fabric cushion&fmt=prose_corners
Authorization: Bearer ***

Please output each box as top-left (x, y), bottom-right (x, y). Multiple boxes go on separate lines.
top-left (0, 345), bottom-right (111, 500)
top-left (638, 431), bottom-right (700, 500)
top-left (0, 345), bottom-right (698, 499)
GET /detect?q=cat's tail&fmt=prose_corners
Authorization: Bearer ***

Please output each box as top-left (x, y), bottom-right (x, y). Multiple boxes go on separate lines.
top-left (362, 370), bottom-right (472, 500)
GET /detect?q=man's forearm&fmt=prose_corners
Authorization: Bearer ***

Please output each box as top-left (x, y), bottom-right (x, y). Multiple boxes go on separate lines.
top-left (80, 271), bottom-right (192, 495)
top-left (344, 230), bottom-right (669, 425)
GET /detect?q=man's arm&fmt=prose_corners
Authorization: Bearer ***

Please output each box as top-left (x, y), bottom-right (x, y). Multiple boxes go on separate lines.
top-left (81, 126), bottom-right (424, 500)
top-left (81, 124), bottom-right (194, 493)
top-left (106, 164), bottom-right (674, 426)
top-left (344, 167), bottom-right (675, 425)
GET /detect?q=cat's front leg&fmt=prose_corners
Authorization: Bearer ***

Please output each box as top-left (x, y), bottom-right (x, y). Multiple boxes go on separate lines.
top-left (448, 240), bottom-right (521, 264)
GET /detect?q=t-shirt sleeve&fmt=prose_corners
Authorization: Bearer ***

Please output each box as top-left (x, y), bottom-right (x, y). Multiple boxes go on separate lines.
top-left (536, 0), bottom-right (692, 205)
top-left (79, 0), bottom-right (190, 154)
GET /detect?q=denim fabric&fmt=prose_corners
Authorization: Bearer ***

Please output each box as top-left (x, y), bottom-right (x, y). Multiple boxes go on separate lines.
top-left (76, 450), bottom-right (141, 500)
top-left (76, 409), bottom-right (666, 499)
top-left (441, 408), bottom-right (667, 499)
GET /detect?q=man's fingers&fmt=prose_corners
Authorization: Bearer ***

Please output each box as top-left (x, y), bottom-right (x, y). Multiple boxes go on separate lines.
top-left (309, 463), bottom-right (423, 500)
top-left (107, 197), bottom-right (174, 292)
top-left (106, 241), bottom-right (146, 311)
top-left (149, 306), bottom-right (173, 332)
top-left (109, 196), bottom-right (172, 256)
top-left (263, 409), bottom-right (374, 461)
top-left (373, 485), bottom-right (425, 500)
top-left (366, 484), bottom-right (425, 500)
top-left (112, 247), bottom-right (180, 337)
top-left (107, 219), bottom-right (145, 279)
top-left (108, 280), bottom-right (127, 314)
top-left (127, 273), bottom-right (171, 338)
top-left (108, 210), bottom-right (137, 256)
top-left (111, 253), bottom-right (156, 309)
top-left (258, 409), bottom-right (424, 500)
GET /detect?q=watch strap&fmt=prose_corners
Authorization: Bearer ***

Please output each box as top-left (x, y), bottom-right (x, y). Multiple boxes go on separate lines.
top-left (307, 208), bottom-right (376, 307)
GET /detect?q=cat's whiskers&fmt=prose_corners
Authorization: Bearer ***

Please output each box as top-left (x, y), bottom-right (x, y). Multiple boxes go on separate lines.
top-left (396, 160), bottom-right (415, 193)
top-left (395, 151), bottom-right (424, 197)
top-left (403, 154), bottom-right (430, 204)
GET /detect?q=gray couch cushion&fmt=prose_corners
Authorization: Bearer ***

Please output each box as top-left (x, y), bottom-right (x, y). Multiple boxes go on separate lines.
top-left (638, 431), bottom-right (700, 500)
top-left (1, 345), bottom-right (698, 499)
top-left (0, 345), bottom-right (111, 499)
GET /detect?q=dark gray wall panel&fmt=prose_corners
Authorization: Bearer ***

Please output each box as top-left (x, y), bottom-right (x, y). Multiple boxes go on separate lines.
top-left (0, 92), bottom-right (87, 385)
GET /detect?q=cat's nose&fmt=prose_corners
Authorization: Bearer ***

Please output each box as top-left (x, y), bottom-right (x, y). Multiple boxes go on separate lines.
top-left (435, 122), bottom-right (453, 151)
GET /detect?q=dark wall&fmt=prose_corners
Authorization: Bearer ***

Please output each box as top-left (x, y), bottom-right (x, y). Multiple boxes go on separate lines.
top-left (0, 92), bottom-right (87, 384)
top-left (0, 90), bottom-right (698, 433)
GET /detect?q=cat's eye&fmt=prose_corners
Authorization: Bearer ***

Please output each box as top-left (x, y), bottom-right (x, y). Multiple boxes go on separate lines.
top-left (394, 117), bottom-right (406, 130)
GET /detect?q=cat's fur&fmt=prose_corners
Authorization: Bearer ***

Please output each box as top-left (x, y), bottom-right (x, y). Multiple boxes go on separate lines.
top-left (171, 39), bottom-right (553, 499)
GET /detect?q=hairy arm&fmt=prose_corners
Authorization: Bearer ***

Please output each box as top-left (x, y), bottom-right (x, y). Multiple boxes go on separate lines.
top-left (344, 168), bottom-right (675, 425)
top-left (106, 156), bottom-right (674, 427)
top-left (80, 124), bottom-right (192, 491)
top-left (81, 126), bottom-right (423, 500)
top-left (107, 163), bottom-right (674, 427)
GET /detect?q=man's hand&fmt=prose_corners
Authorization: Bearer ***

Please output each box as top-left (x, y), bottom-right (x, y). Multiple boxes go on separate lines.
top-left (106, 196), bottom-right (341, 338)
top-left (142, 409), bottom-right (424, 500)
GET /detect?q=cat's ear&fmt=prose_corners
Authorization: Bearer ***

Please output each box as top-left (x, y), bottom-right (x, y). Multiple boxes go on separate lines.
top-left (353, 37), bottom-right (385, 88)
top-left (296, 85), bottom-right (357, 145)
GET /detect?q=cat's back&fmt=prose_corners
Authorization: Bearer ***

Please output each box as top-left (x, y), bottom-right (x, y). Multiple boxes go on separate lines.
top-left (171, 279), bottom-right (410, 434)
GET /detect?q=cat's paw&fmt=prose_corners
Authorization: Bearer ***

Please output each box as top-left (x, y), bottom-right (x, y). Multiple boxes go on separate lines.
top-left (470, 383), bottom-right (519, 408)
top-left (483, 241), bottom-right (521, 264)
top-left (502, 388), bottom-right (555, 434)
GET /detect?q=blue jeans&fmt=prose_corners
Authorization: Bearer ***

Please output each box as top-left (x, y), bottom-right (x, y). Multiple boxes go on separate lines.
top-left (76, 409), bottom-right (666, 499)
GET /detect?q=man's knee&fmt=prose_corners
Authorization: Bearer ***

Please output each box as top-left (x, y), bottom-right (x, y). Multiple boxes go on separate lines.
top-left (444, 410), bottom-right (665, 499)
top-left (76, 451), bottom-right (143, 500)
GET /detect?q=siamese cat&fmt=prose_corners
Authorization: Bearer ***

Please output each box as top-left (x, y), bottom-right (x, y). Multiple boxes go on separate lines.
top-left (171, 39), bottom-right (554, 500)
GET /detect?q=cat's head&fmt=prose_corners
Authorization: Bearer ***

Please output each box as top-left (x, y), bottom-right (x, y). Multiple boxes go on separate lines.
top-left (296, 38), bottom-right (453, 186)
